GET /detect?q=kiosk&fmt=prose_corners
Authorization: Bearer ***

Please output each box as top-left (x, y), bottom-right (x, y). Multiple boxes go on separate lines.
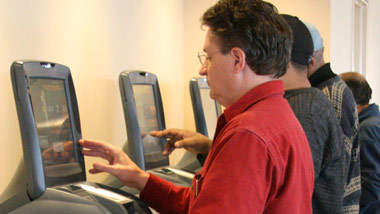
top-left (0, 61), bottom-right (151, 214)
top-left (118, 71), bottom-right (194, 186)
top-left (189, 77), bottom-right (222, 138)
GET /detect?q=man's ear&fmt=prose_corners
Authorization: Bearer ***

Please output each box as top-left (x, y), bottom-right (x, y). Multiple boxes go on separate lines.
top-left (230, 47), bottom-right (246, 74)
top-left (307, 56), bottom-right (315, 76)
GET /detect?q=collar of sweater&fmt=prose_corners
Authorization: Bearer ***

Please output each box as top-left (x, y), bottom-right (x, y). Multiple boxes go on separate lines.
top-left (308, 63), bottom-right (337, 87)
top-left (359, 103), bottom-right (380, 123)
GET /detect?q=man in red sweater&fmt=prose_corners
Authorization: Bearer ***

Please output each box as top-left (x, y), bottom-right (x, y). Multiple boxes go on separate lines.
top-left (80, 0), bottom-right (314, 213)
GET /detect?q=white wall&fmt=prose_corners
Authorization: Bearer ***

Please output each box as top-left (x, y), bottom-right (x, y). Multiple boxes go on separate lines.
top-left (331, 0), bottom-right (380, 104)
top-left (330, 0), bottom-right (353, 74)
top-left (0, 0), bottom-right (184, 195)
top-left (365, 0), bottom-right (380, 104)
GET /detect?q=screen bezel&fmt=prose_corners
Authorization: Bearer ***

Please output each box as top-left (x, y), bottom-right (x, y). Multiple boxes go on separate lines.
top-left (11, 61), bottom-right (86, 200)
top-left (189, 77), bottom-right (222, 138)
top-left (119, 71), bottom-right (169, 171)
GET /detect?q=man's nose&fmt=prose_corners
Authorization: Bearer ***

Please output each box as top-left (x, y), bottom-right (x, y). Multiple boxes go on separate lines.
top-left (199, 64), bottom-right (207, 76)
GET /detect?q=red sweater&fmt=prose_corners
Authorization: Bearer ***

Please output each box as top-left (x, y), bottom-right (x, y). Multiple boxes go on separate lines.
top-left (140, 80), bottom-right (314, 213)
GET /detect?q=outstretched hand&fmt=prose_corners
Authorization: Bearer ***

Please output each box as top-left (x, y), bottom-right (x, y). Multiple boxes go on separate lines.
top-left (79, 139), bottom-right (149, 191)
top-left (150, 129), bottom-right (212, 156)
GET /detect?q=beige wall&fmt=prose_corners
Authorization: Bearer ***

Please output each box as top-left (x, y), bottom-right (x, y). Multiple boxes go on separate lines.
top-left (269, 0), bottom-right (331, 61)
top-left (0, 0), bottom-right (184, 195)
top-left (183, 0), bottom-right (217, 132)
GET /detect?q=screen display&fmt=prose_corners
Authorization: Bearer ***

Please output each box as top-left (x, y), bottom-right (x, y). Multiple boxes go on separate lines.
top-left (200, 88), bottom-right (218, 138)
top-left (29, 78), bottom-right (82, 186)
top-left (132, 84), bottom-right (166, 166)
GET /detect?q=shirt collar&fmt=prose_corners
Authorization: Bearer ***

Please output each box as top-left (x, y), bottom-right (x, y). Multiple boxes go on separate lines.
top-left (223, 80), bottom-right (284, 122)
top-left (308, 63), bottom-right (337, 87)
top-left (359, 103), bottom-right (380, 123)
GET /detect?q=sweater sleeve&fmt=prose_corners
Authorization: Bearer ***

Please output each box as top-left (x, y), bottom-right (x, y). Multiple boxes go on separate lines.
top-left (295, 115), bottom-right (324, 177)
top-left (139, 173), bottom-right (191, 214)
top-left (295, 112), bottom-right (345, 213)
top-left (314, 113), bottom-right (345, 213)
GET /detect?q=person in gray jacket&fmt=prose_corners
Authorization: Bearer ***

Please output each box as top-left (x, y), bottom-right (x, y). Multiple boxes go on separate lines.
top-left (304, 21), bottom-right (361, 214)
top-left (281, 14), bottom-right (345, 214)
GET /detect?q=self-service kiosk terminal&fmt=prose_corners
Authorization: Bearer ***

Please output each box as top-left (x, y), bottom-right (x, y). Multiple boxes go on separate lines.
top-left (188, 77), bottom-right (222, 166)
top-left (0, 61), bottom-right (151, 214)
top-left (190, 77), bottom-right (222, 138)
top-left (118, 71), bottom-right (194, 186)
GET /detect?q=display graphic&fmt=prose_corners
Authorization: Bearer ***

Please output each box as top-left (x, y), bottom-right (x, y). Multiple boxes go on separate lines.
top-left (29, 78), bottom-right (81, 181)
top-left (132, 85), bottom-right (166, 166)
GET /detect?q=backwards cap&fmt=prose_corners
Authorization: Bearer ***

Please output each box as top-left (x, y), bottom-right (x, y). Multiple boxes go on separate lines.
top-left (281, 14), bottom-right (314, 66)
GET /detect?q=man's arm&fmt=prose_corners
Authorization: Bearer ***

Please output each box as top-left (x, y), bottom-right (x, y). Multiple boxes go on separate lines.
top-left (150, 129), bottom-right (212, 155)
top-left (80, 139), bottom-right (193, 213)
top-left (79, 139), bottom-right (149, 190)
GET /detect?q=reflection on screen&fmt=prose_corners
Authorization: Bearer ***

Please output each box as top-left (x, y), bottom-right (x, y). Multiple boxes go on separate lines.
top-left (29, 78), bottom-right (82, 185)
top-left (200, 88), bottom-right (218, 138)
top-left (132, 85), bottom-right (166, 166)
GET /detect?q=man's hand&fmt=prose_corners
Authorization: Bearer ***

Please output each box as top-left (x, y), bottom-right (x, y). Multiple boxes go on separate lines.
top-left (79, 139), bottom-right (149, 191)
top-left (150, 129), bottom-right (212, 156)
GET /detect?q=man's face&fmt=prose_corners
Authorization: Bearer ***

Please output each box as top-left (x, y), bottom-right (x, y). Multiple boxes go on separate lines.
top-left (199, 30), bottom-right (234, 106)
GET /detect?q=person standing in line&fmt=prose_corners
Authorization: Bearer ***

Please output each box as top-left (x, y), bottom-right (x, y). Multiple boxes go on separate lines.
top-left (281, 14), bottom-right (345, 214)
top-left (340, 72), bottom-right (380, 214)
top-left (304, 21), bottom-right (361, 214)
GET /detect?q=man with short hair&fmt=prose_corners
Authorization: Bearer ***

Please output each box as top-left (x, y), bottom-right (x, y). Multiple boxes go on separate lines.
top-left (340, 72), bottom-right (380, 214)
top-left (281, 14), bottom-right (345, 214)
top-left (79, 0), bottom-right (314, 213)
top-left (305, 22), bottom-right (361, 213)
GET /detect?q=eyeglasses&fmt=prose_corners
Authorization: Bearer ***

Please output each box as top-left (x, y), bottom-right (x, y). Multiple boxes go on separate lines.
top-left (197, 51), bottom-right (223, 65)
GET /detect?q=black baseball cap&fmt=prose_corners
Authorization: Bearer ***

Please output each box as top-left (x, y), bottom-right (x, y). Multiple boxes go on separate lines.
top-left (281, 14), bottom-right (314, 66)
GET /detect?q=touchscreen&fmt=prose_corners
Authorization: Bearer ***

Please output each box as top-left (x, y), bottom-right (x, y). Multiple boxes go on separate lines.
top-left (200, 88), bottom-right (218, 138)
top-left (29, 78), bottom-right (82, 185)
top-left (132, 84), bottom-right (166, 165)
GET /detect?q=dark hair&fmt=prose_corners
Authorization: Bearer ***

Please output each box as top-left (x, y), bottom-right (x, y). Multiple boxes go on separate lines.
top-left (202, 0), bottom-right (292, 78)
top-left (290, 61), bottom-right (308, 73)
top-left (340, 72), bottom-right (372, 105)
